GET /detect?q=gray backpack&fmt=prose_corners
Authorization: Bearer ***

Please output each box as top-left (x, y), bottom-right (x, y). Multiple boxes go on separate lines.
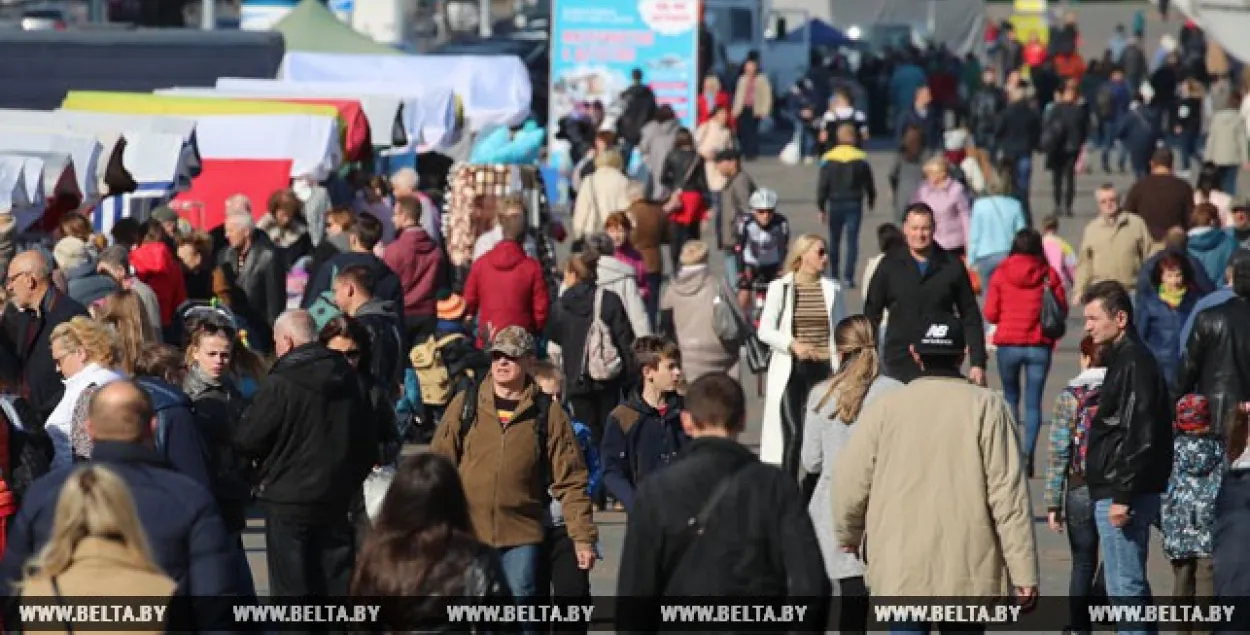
top-left (583, 288), bottom-right (623, 381)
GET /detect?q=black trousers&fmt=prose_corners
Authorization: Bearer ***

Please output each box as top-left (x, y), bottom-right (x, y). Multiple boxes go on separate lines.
top-left (265, 513), bottom-right (355, 597)
top-left (839, 575), bottom-right (869, 635)
top-left (569, 384), bottom-right (622, 450)
top-left (1050, 152), bottom-right (1078, 212)
top-left (535, 526), bottom-right (590, 634)
top-left (780, 359), bottom-right (831, 493)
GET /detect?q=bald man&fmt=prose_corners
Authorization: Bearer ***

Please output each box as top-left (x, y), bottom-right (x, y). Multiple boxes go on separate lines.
top-left (237, 309), bottom-right (381, 596)
top-left (1, 250), bottom-right (88, 420)
top-left (0, 381), bottom-right (243, 603)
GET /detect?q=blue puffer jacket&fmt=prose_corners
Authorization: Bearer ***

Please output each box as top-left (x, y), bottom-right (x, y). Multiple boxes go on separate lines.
top-left (1163, 433), bottom-right (1224, 559)
top-left (1187, 228), bottom-right (1239, 287)
top-left (136, 376), bottom-right (213, 496)
top-left (1135, 286), bottom-right (1199, 389)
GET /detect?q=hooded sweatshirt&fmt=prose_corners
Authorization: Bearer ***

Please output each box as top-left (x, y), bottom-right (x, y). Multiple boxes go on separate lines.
top-left (1187, 226), bottom-right (1238, 287)
top-left (601, 390), bottom-right (687, 512)
top-left (463, 241), bottom-right (550, 344)
top-left (596, 256), bottom-right (652, 337)
top-left (1162, 433), bottom-right (1224, 559)
top-left (660, 266), bottom-right (738, 381)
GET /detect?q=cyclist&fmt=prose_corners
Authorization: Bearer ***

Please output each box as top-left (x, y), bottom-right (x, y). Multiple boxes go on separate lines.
top-left (735, 188), bottom-right (790, 315)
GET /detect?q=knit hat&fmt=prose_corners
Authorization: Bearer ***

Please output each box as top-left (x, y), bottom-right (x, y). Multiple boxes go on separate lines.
top-left (52, 236), bottom-right (89, 271)
top-left (1175, 394), bottom-right (1211, 433)
top-left (437, 293), bottom-right (466, 321)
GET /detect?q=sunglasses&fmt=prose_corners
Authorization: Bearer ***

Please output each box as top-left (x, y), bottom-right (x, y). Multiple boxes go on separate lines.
top-left (491, 351), bottom-right (520, 363)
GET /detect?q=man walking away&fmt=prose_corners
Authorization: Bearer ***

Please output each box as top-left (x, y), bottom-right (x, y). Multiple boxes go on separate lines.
top-left (431, 326), bottom-right (597, 601)
top-left (834, 313), bottom-right (1038, 633)
top-left (1081, 281), bottom-right (1173, 633)
top-left (968, 68), bottom-right (1005, 154)
top-left (1123, 147), bottom-right (1193, 251)
top-left (617, 68), bottom-right (658, 161)
top-left (1043, 82), bottom-right (1089, 217)
top-left (995, 86), bottom-right (1042, 218)
top-left (864, 204), bottom-right (987, 385)
top-left (333, 265), bottom-right (406, 399)
top-left (1178, 251), bottom-right (1250, 436)
top-left (617, 373), bottom-right (829, 628)
top-left (817, 124), bottom-right (876, 287)
top-left (236, 310), bottom-right (380, 596)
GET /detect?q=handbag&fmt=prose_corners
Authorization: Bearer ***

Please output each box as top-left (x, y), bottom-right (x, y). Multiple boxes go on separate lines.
top-left (663, 157), bottom-right (702, 214)
top-left (1040, 273), bottom-right (1068, 340)
top-left (745, 282), bottom-right (787, 373)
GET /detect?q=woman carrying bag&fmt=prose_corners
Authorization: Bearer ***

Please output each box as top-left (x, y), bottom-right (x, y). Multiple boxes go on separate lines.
top-left (660, 128), bottom-right (709, 271)
top-left (757, 234), bottom-right (846, 500)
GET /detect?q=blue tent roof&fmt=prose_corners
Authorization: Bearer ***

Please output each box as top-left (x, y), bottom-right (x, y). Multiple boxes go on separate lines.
top-left (784, 18), bottom-right (850, 48)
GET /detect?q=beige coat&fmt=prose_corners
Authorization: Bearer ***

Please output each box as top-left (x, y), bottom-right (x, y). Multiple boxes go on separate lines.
top-left (660, 265), bottom-right (738, 380)
top-left (1075, 211), bottom-right (1153, 294)
top-left (21, 537), bottom-right (177, 635)
top-left (731, 73), bottom-right (774, 119)
top-left (571, 167), bottom-right (632, 241)
top-left (696, 122), bottom-right (735, 192)
top-left (832, 376), bottom-right (1039, 597)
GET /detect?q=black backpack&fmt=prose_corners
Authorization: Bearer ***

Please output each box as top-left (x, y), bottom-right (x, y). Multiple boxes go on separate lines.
top-left (457, 381), bottom-right (553, 492)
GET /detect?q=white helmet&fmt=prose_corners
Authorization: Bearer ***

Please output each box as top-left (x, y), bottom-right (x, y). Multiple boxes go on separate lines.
top-left (749, 188), bottom-right (778, 210)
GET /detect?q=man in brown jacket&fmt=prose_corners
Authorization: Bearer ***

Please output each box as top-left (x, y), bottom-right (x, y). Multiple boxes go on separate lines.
top-left (431, 326), bottom-right (597, 600)
top-left (1122, 147), bottom-right (1193, 249)
top-left (834, 313), bottom-right (1038, 616)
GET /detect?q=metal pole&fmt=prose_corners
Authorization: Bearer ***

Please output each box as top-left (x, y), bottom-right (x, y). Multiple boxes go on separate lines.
top-left (201, 0), bottom-right (216, 30)
top-left (479, 0), bottom-right (492, 36)
top-left (88, 0), bottom-right (105, 23)
top-left (927, 0), bottom-right (936, 35)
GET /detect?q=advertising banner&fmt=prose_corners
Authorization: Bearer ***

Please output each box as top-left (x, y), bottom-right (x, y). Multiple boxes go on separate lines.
top-left (548, 0), bottom-right (701, 143)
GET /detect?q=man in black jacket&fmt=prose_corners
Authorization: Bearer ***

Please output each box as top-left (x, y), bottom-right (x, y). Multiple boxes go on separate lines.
top-left (617, 373), bottom-right (829, 628)
top-left (236, 309), bottom-right (379, 596)
top-left (1080, 280), bottom-right (1172, 609)
top-left (218, 212), bottom-right (286, 355)
top-left (616, 68), bottom-right (657, 160)
top-left (1178, 253), bottom-right (1250, 435)
top-left (995, 86), bottom-right (1042, 220)
top-left (864, 204), bottom-right (987, 385)
top-left (333, 264), bottom-right (405, 400)
top-left (1043, 83), bottom-right (1089, 217)
top-left (816, 124), bottom-right (876, 286)
top-left (968, 68), bottom-right (1005, 153)
top-left (2, 251), bottom-right (88, 421)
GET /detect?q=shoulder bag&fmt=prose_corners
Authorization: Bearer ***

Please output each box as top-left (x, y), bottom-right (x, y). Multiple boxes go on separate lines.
top-left (1039, 272), bottom-right (1067, 340)
top-left (663, 157), bottom-right (702, 214)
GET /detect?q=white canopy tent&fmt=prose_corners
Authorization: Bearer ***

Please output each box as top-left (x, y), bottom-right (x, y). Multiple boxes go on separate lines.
top-left (191, 113), bottom-right (341, 181)
top-left (161, 83), bottom-right (407, 148)
top-left (281, 51), bottom-right (528, 131)
top-left (0, 157), bottom-right (31, 213)
top-left (0, 129), bottom-right (101, 202)
top-left (0, 153), bottom-right (79, 232)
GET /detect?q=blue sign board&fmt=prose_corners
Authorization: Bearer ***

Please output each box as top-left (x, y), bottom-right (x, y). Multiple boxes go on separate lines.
top-left (549, 0), bottom-right (701, 136)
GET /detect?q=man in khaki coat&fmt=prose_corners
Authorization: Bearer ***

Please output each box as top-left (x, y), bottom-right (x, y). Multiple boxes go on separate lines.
top-left (1075, 183), bottom-right (1153, 296)
top-left (834, 313), bottom-right (1038, 613)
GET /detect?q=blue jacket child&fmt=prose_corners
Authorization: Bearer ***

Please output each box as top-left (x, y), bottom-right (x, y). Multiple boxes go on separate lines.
top-left (1163, 395), bottom-right (1225, 562)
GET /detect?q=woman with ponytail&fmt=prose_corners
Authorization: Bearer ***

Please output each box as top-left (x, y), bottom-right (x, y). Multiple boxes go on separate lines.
top-left (800, 314), bottom-right (902, 635)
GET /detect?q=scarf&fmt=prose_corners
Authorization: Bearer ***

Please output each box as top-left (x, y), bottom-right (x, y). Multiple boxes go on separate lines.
top-left (1158, 284), bottom-right (1186, 309)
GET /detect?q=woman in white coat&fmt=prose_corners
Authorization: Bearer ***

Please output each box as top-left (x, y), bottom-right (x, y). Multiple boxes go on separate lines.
top-left (758, 233), bottom-right (846, 496)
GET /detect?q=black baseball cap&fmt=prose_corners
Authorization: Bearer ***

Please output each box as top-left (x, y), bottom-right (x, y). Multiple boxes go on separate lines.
top-left (911, 312), bottom-right (966, 357)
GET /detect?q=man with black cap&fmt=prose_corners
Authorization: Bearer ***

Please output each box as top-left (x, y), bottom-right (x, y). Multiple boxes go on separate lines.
top-left (834, 312), bottom-right (1038, 629)
top-left (1179, 249), bottom-right (1250, 436)
top-left (714, 148), bottom-right (755, 286)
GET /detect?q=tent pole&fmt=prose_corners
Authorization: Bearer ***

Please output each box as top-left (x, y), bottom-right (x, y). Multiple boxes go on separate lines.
top-left (202, 0), bottom-right (217, 30)
top-left (927, 0), bottom-right (936, 35)
top-left (479, 0), bottom-right (492, 36)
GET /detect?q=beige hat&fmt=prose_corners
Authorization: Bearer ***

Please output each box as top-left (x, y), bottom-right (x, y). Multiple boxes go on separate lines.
top-left (53, 236), bottom-right (90, 271)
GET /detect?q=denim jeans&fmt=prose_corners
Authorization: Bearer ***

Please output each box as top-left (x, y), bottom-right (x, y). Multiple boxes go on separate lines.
top-left (1172, 131), bottom-right (1200, 172)
top-left (1012, 155), bottom-right (1033, 226)
top-left (1219, 165), bottom-right (1239, 196)
top-left (498, 543), bottom-right (541, 600)
top-left (826, 200), bottom-right (863, 282)
top-left (1101, 117), bottom-right (1128, 172)
top-left (1066, 485), bottom-right (1102, 633)
top-left (722, 249), bottom-right (739, 290)
top-left (644, 272), bottom-right (662, 331)
top-left (1094, 494), bottom-right (1161, 635)
top-left (974, 253), bottom-right (1008, 296)
top-left (995, 345), bottom-right (1052, 466)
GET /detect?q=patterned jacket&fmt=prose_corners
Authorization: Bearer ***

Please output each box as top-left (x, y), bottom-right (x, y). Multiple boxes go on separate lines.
top-left (1044, 369), bottom-right (1105, 511)
top-left (1162, 434), bottom-right (1224, 559)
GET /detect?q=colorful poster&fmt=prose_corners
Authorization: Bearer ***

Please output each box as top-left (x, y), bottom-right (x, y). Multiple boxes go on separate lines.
top-left (549, 0), bottom-right (701, 139)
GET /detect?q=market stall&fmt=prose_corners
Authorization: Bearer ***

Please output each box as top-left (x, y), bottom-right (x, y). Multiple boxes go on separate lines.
top-left (0, 129), bottom-right (102, 202)
top-left (190, 114), bottom-right (341, 181)
top-left (172, 158), bottom-right (295, 229)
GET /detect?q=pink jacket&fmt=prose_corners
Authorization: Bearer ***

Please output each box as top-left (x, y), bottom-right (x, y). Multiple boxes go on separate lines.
top-left (1042, 234), bottom-right (1078, 290)
top-left (614, 243), bottom-right (649, 300)
top-left (913, 178), bottom-right (971, 251)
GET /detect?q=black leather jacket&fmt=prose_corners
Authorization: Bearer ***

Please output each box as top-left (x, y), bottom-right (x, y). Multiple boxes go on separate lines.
top-left (1086, 333), bottom-right (1174, 505)
top-left (1178, 295), bottom-right (1250, 436)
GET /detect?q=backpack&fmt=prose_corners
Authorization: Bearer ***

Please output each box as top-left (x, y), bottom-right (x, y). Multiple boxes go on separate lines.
top-left (308, 264), bottom-right (342, 331)
top-left (411, 333), bottom-right (471, 407)
top-left (972, 91), bottom-right (1000, 130)
top-left (1039, 111), bottom-right (1068, 155)
top-left (457, 380), bottom-right (554, 493)
top-left (1067, 385), bottom-right (1101, 478)
top-left (583, 288), bottom-right (623, 381)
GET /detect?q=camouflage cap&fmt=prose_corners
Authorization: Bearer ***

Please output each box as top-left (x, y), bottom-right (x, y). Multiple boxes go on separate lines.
top-left (490, 326), bottom-right (535, 359)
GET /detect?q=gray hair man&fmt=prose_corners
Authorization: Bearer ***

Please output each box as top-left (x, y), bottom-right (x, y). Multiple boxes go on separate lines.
top-left (218, 209), bottom-right (285, 354)
top-left (391, 168), bottom-right (442, 243)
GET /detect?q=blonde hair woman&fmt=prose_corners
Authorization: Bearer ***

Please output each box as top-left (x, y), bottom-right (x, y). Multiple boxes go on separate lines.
top-left (46, 317), bottom-right (123, 468)
top-left (912, 155), bottom-right (971, 257)
top-left (20, 466), bottom-right (176, 631)
top-left (756, 233), bottom-right (846, 495)
top-left (800, 315), bottom-right (902, 631)
top-left (571, 149), bottom-right (633, 245)
top-left (93, 290), bottom-right (158, 375)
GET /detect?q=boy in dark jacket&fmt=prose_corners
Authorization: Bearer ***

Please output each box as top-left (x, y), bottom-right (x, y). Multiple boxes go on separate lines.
top-left (601, 336), bottom-right (687, 512)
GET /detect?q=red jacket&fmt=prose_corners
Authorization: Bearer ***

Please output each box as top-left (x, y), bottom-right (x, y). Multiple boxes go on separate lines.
top-left (984, 254), bottom-right (1067, 347)
top-left (463, 241), bottom-right (549, 344)
top-left (383, 227), bottom-right (445, 317)
top-left (696, 91), bottom-right (732, 127)
top-left (129, 241), bottom-right (187, 327)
